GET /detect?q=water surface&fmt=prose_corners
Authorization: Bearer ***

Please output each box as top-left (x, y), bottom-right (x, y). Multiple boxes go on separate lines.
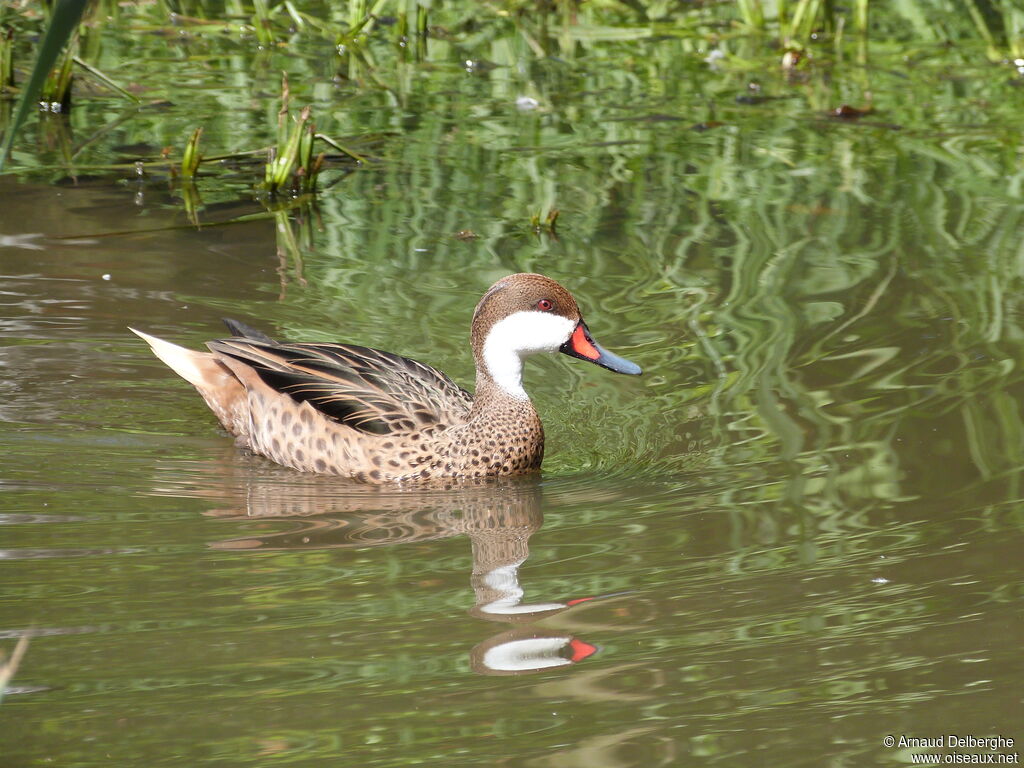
top-left (1, 10), bottom-right (1023, 767)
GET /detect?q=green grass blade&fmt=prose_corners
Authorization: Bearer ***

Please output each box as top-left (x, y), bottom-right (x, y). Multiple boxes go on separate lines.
top-left (72, 55), bottom-right (141, 103)
top-left (181, 126), bottom-right (203, 178)
top-left (0, 25), bottom-right (13, 92)
top-left (853, 0), bottom-right (868, 35)
top-left (0, 0), bottom-right (89, 170)
top-left (965, 0), bottom-right (1000, 59)
top-left (737, 0), bottom-right (765, 30)
top-left (315, 132), bottom-right (364, 164)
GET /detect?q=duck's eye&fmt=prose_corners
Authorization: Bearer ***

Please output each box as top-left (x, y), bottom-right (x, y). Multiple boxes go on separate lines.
top-left (537, 299), bottom-right (554, 311)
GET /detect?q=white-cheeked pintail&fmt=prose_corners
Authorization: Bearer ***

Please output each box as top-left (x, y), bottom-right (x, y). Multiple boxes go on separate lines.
top-left (131, 273), bottom-right (641, 483)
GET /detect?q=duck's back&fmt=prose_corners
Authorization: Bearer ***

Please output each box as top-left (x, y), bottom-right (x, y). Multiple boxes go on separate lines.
top-left (192, 333), bottom-right (478, 480)
top-left (209, 337), bottom-right (474, 434)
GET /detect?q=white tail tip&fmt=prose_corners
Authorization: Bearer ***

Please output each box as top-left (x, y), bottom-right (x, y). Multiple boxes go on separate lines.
top-left (129, 327), bottom-right (212, 389)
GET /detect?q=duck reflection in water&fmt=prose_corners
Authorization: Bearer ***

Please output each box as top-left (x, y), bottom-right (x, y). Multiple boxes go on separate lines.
top-left (189, 470), bottom-right (625, 675)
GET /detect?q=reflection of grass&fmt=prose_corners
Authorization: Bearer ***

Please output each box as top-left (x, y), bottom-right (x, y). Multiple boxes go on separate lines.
top-left (0, 633), bottom-right (30, 705)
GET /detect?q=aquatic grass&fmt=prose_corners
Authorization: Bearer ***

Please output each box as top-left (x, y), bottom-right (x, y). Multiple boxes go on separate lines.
top-left (251, 0), bottom-right (276, 46)
top-left (530, 208), bottom-right (560, 236)
top-left (180, 126), bottom-right (203, 179)
top-left (737, 0), bottom-right (766, 32)
top-left (395, 0), bottom-right (429, 61)
top-left (39, 40), bottom-right (75, 113)
top-left (263, 74), bottom-right (325, 196)
top-left (0, 0), bottom-right (1012, 177)
top-left (853, 0), bottom-right (868, 36)
top-left (736, 0), bottom-right (868, 55)
top-left (0, 0), bottom-right (87, 169)
top-left (333, 0), bottom-right (394, 81)
top-left (785, 0), bottom-right (828, 45)
top-left (177, 125), bottom-right (205, 224)
top-left (71, 55), bottom-right (142, 104)
top-left (965, 0), bottom-right (1024, 59)
top-left (0, 23), bottom-right (13, 93)
top-left (264, 104), bottom-right (315, 191)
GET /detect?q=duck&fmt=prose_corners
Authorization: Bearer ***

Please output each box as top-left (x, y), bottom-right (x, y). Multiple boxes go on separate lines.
top-left (131, 272), bottom-right (641, 484)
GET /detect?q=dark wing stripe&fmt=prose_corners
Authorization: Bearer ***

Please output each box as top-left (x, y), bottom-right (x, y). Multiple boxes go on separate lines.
top-left (208, 338), bottom-right (472, 434)
top-left (256, 368), bottom-right (393, 435)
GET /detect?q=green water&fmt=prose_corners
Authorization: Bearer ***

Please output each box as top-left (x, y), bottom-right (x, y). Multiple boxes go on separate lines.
top-left (2, 6), bottom-right (1023, 766)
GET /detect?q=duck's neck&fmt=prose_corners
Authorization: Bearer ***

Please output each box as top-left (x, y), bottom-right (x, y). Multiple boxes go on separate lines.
top-left (469, 346), bottom-right (541, 421)
top-left (467, 361), bottom-right (545, 472)
top-left (476, 343), bottom-right (529, 402)
top-left (472, 368), bottom-right (530, 413)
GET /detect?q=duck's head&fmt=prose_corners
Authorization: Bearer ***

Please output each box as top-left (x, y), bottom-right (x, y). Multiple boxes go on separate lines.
top-left (471, 273), bottom-right (641, 399)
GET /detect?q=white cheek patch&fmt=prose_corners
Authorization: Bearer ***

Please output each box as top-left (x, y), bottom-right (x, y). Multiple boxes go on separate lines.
top-left (483, 311), bottom-right (576, 400)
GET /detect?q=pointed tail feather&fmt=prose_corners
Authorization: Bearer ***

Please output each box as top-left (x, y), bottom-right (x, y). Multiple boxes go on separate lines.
top-left (130, 327), bottom-right (250, 438)
top-left (129, 327), bottom-right (226, 389)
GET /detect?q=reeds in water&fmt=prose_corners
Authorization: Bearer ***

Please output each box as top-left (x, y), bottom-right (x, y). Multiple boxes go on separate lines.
top-left (181, 126), bottom-right (203, 179)
top-left (263, 74), bottom-right (324, 196)
top-left (0, 24), bottom-right (13, 93)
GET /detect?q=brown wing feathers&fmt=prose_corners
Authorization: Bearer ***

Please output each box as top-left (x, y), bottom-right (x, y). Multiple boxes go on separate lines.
top-left (208, 325), bottom-right (472, 436)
